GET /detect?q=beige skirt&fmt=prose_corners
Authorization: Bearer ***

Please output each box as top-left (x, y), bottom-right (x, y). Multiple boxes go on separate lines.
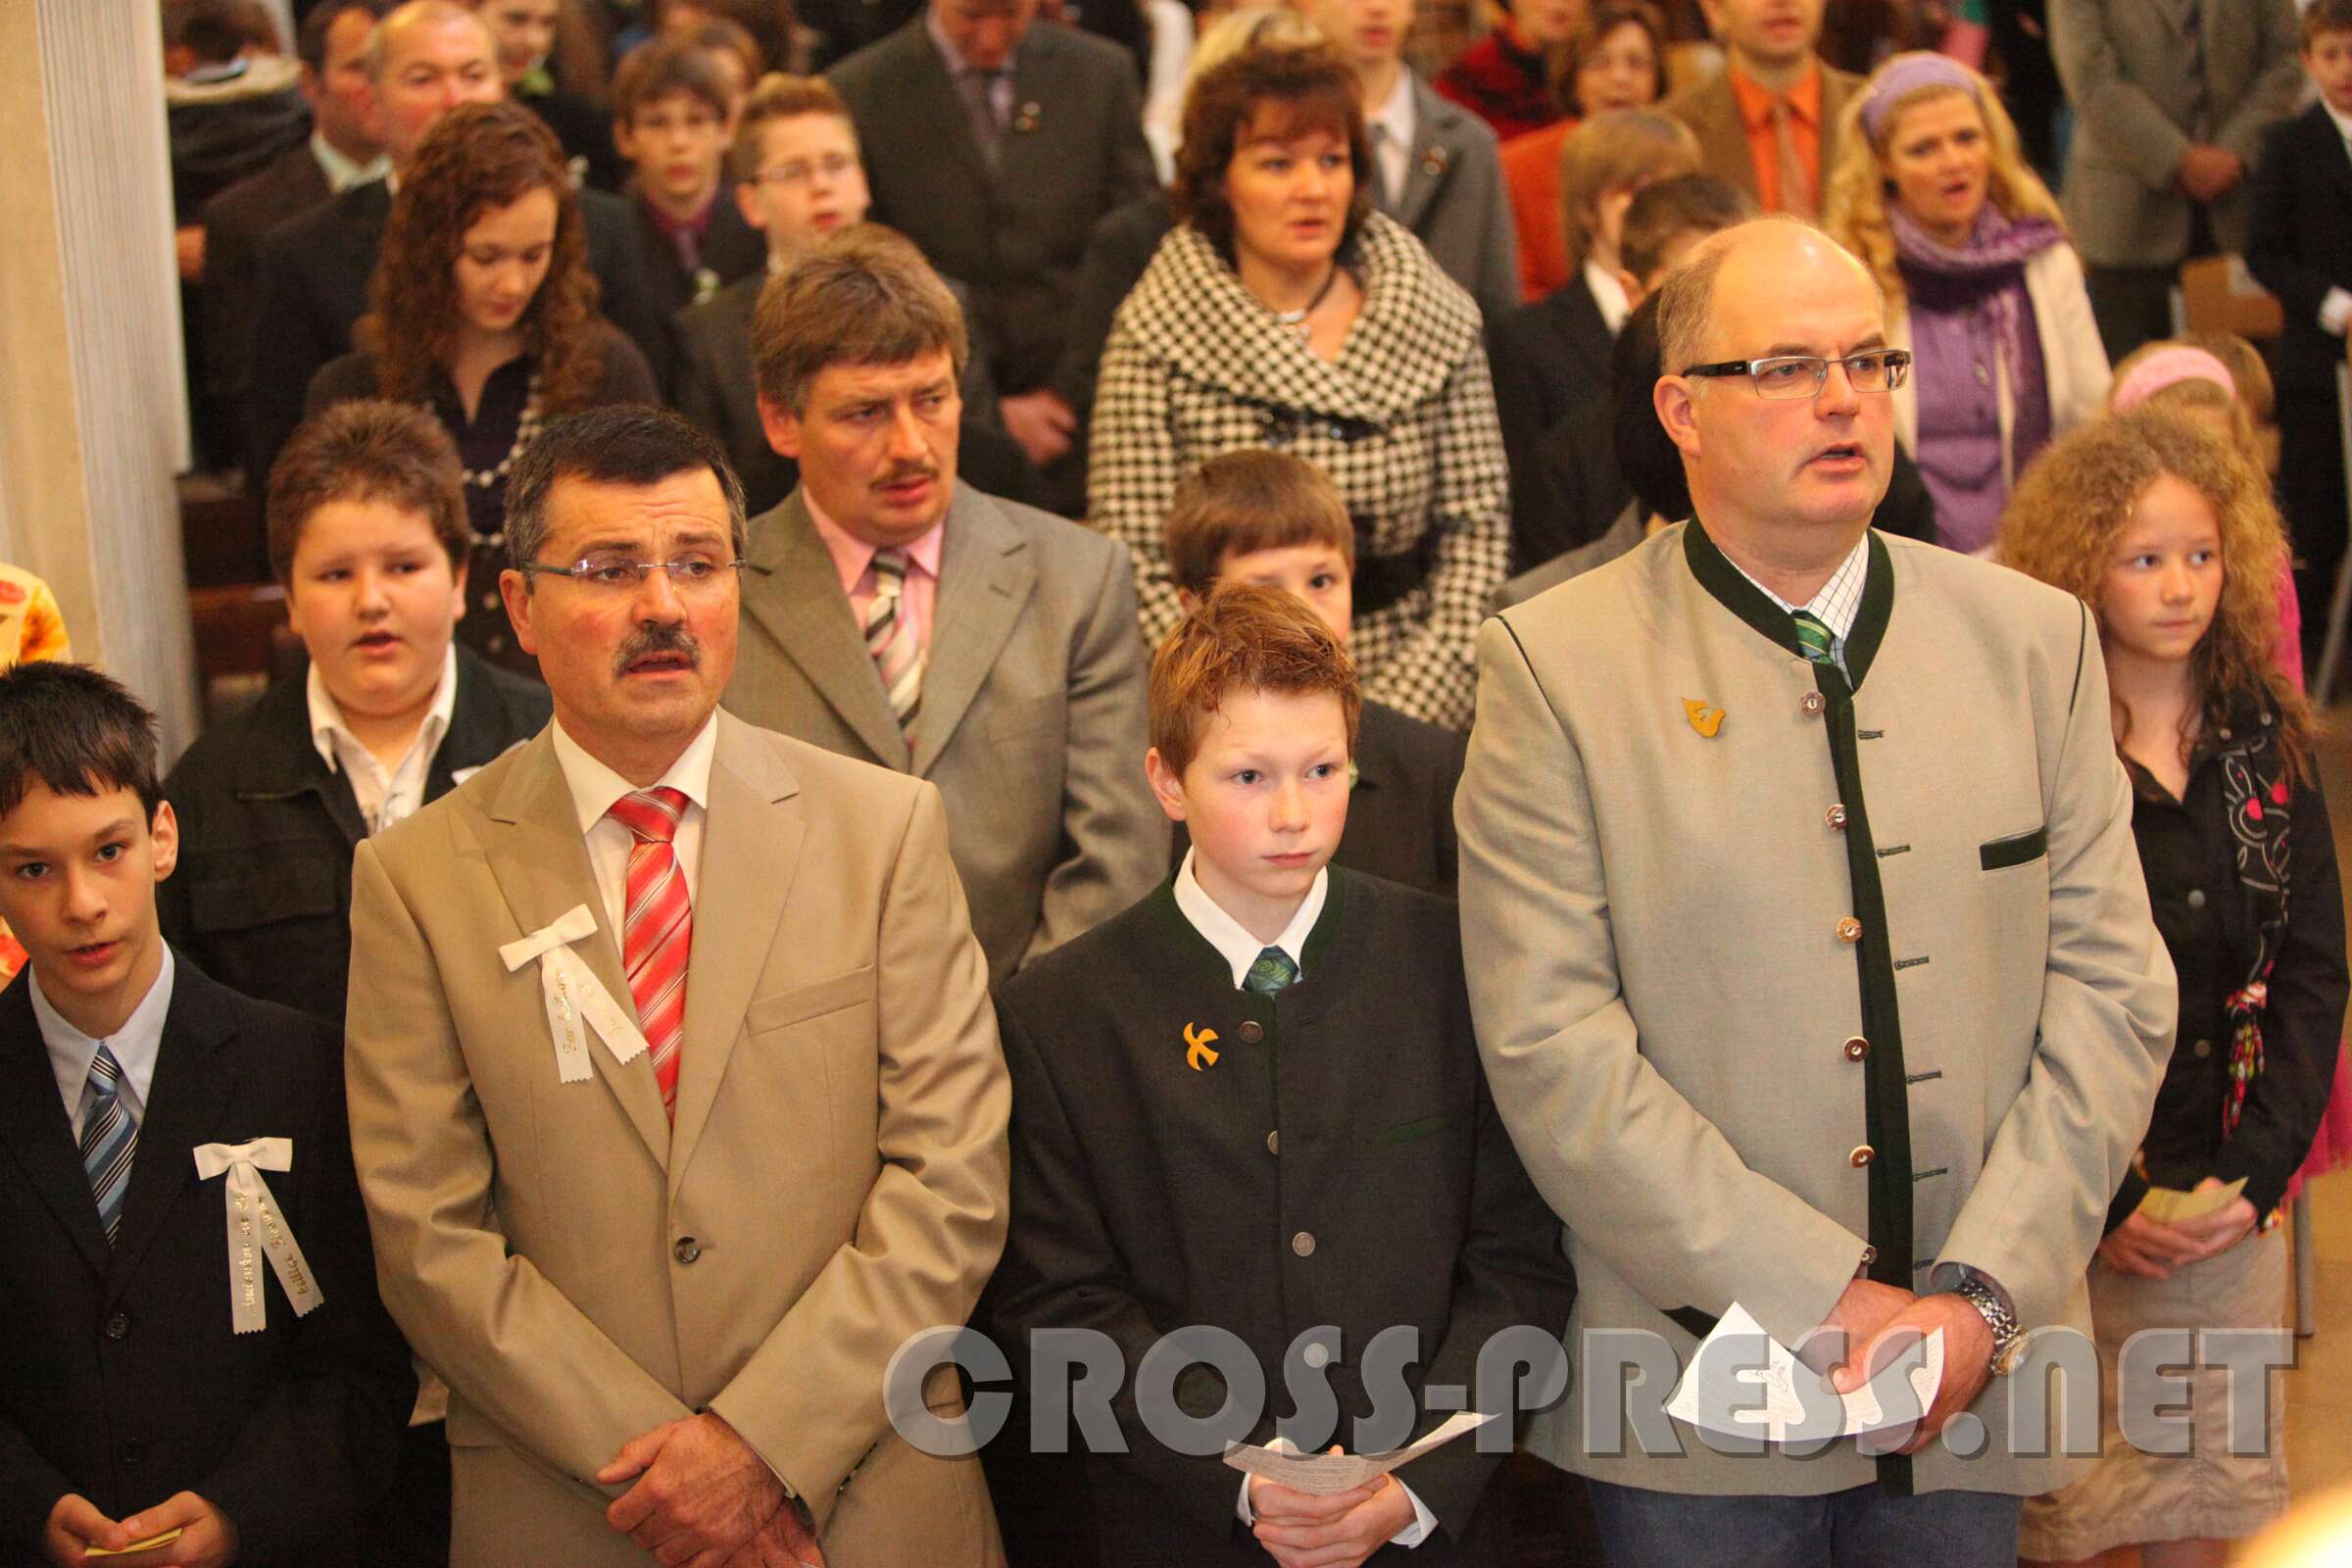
top-left (2018, 1224), bottom-right (2290, 1560)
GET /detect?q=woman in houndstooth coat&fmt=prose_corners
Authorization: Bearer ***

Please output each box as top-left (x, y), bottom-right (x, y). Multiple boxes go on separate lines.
top-left (1089, 43), bottom-right (1511, 730)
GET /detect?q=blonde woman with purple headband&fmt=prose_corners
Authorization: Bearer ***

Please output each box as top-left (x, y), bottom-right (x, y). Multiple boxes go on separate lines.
top-left (1825, 51), bottom-right (2108, 555)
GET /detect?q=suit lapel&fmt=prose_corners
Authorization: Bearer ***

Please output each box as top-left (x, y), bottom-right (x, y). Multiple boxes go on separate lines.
top-left (1396, 76), bottom-right (1452, 234)
top-left (104, 963), bottom-right (236, 1304)
top-left (910, 487), bottom-right (1036, 777)
top-left (896, 24), bottom-right (995, 189)
top-left (743, 492), bottom-right (909, 766)
top-left (666, 715), bottom-right (804, 1193)
top-left (0, 979), bottom-right (113, 1280)
top-left (997, 30), bottom-right (1063, 190)
top-left (483, 731), bottom-right (671, 1165)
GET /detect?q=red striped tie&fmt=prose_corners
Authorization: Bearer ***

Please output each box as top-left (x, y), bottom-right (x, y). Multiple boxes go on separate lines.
top-left (609, 787), bottom-right (691, 1119)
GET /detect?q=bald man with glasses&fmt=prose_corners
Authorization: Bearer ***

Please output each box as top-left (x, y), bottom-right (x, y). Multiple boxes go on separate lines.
top-left (1456, 219), bottom-right (2177, 1568)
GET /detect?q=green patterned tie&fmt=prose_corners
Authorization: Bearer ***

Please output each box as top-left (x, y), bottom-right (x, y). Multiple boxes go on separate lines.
top-left (1244, 946), bottom-right (1298, 995)
top-left (1790, 610), bottom-right (1838, 664)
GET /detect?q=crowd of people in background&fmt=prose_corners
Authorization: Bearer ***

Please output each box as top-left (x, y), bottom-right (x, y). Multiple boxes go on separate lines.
top-left (13, 0), bottom-right (2352, 1562)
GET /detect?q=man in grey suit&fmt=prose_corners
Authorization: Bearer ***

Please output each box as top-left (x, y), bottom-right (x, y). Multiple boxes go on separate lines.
top-left (1307, 0), bottom-right (1519, 324)
top-left (2050, 0), bottom-right (2303, 363)
top-left (1458, 220), bottom-right (2176, 1566)
top-left (826, 0), bottom-right (1158, 506)
top-left (724, 227), bottom-right (1166, 988)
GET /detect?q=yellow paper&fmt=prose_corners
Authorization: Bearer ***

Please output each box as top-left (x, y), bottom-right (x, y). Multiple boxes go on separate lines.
top-left (2138, 1178), bottom-right (2248, 1225)
top-left (84, 1527), bottom-right (183, 1557)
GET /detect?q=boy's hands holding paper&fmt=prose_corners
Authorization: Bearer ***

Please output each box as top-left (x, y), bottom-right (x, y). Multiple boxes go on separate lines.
top-left (1248, 1462), bottom-right (1415, 1568)
top-left (44, 1490), bottom-right (234, 1567)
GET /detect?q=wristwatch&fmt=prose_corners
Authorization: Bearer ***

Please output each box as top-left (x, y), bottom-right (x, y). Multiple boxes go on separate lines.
top-left (1950, 1275), bottom-right (2026, 1375)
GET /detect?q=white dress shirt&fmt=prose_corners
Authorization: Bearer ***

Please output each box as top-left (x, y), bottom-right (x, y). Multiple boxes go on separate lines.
top-left (1170, 852), bottom-right (1436, 1547)
top-left (1584, 257), bottom-right (1631, 335)
top-left (308, 646), bottom-right (458, 834)
top-left (550, 713), bottom-right (717, 946)
top-left (1171, 849), bottom-right (1328, 988)
top-left (35, 946), bottom-right (175, 1140)
top-left (1367, 68), bottom-right (1418, 210)
top-left (311, 130), bottom-right (388, 194)
top-left (2320, 101), bottom-right (2352, 336)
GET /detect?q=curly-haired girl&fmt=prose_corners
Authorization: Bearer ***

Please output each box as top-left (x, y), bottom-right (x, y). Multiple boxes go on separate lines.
top-left (306, 99), bottom-right (658, 674)
top-left (2000, 407), bottom-right (2346, 1568)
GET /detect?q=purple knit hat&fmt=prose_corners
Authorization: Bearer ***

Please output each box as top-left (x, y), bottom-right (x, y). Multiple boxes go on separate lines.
top-left (1860, 52), bottom-right (1982, 142)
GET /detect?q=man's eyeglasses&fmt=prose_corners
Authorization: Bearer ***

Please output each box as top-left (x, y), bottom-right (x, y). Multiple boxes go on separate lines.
top-left (517, 556), bottom-right (748, 595)
top-left (1681, 350), bottom-right (1913, 399)
top-left (756, 154), bottom-right (859, 187)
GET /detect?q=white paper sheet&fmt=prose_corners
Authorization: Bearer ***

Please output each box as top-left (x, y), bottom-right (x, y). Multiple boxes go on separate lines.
top-left (1221, 1409), bottom-right (1501, 1495)
top-left (1664, 1301), bottom-right (1943, 1444)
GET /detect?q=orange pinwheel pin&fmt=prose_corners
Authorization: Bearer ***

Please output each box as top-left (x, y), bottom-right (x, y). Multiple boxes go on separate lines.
top-left (1184, 1023), bottom-right (1221, 1071)
top-left (1684, 699), bottom-right (1725, 738)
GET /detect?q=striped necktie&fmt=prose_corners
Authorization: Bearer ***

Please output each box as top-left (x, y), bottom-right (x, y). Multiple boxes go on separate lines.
top-left (1245, 946), bottom-right (1299, 995)
top-left (1790, 609), bottom-right (1838, 664)
top-left (609, 787), bottom-right (692, 1120)
top-left (80, 1044), bottom-right (136, 1246)
top-left (1770, 94), bottom-right (1814, 217)
top-left (866, 548), bottom-right (924, 745)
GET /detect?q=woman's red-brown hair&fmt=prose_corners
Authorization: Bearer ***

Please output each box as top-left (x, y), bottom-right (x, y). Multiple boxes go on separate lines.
top-left (357, 100), bottom-right (605, 412)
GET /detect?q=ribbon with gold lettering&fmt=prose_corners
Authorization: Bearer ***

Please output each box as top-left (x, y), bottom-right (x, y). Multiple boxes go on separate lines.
top-left (191, 1139), bottom-right (322, 1334)
top-left (498, 903), bottom-right (650, 1085)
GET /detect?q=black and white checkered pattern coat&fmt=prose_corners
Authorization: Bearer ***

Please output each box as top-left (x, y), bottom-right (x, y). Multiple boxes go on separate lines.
top-left (1088, 212), bottom-right (1510, 730)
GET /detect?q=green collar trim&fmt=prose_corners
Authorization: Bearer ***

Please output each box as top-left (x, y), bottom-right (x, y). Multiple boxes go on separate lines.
top-left (1683, 522), bottom-right (1894, 692)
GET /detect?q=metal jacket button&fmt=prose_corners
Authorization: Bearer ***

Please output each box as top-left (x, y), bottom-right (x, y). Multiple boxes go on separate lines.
top-left (1849, 1145), bottom-right (1875, 1168)
top-left (1292, 1231), bottom-right (1316, 1257)
top-left (1843, 1037), bottom-right (1869, 1061)
top-left (673, 1237), bottom-right (702, 1264)
top-left (1837, 917), bottom-right (1863, 944)
top-left (1826, 804), bottom-right (1848, 829)
top-left (1801, 691), bottom-right (1827, 716)
top-left (1238, 1020), bottom-right (1264, 1044)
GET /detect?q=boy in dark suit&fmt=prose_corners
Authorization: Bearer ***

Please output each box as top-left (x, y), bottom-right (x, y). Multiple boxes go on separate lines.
top-left (2247, 0), bottom-right (2352, 669)
top-left (0, 662), bottom-right (413, 1567)
top-left (990, 585), bottom-right (1572, 1567)
top-left (160, 401), bottom-right (550, 1032)
top-left (611, 36), bottom-right (766, 321)
top-left (1165, 451), bottom-right (1466, 898)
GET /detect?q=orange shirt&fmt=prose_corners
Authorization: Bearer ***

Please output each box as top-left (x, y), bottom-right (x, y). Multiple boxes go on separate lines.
top-left (1727, 61), bottom-right (1823, 216)
top-left (1501, 120), bottom-right (1577, 303)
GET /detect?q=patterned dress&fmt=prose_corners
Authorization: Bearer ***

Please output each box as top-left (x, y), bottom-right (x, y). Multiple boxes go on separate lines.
top-left (1089, 211), bottom-right (1511, 729)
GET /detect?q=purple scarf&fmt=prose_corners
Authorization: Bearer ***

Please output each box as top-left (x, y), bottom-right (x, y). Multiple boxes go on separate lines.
top-left (1893, 206), bottom-right (2065, 552)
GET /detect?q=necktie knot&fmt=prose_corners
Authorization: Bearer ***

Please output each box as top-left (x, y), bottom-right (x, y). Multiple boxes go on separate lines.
top-left (871, 547), bottom-right (910, 594)
top-left (1245, 946), bottom-right (1299, 995)
top-left (1790, 609), bottom-right (1838, 664)
top-left (608, 787), bottom-right (689, 846)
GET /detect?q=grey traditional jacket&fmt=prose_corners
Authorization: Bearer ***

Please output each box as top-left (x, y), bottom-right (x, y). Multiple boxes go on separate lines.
top-left (1458, 521), bottom-right (2176, 1497)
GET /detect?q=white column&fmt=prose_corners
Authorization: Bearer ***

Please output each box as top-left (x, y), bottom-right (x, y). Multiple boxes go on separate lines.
top-left (0, 0), bottom-right (199, 754)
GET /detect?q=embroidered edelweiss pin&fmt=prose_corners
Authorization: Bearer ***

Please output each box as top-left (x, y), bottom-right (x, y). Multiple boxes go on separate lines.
top-left (1683, 699), bottom-right (1725, 738)
top-left (1184, 1023), bottom-right (1221, 1072)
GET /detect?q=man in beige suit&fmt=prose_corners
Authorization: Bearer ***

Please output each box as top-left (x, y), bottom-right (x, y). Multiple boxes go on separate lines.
top-left (723, 227), bottom-right (1165, 988)
top-left (1662, 0), bottom-right (1861, 218)
top-left (1457, 220), bottom-right (2176, 1565)
top-left (345, 405), bottom-right (1009, 1567)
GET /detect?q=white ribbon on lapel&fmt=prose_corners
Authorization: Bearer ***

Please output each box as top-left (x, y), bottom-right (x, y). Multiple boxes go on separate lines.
top-left (498, 903), bottom-right (650, 1085)
top-left (191, 1139), bottom-right (322, 1334)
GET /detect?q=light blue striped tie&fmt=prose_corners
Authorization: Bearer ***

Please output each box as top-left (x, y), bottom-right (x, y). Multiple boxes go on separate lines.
top-left (80, 1045), bottom-right (136, 1246)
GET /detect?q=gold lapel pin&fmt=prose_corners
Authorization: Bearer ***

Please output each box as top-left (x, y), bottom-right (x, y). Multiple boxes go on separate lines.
top-left (1422, 146), bottom-right (1448, 177)
top-left (1184, 1022), bottom-right (1221, 1071)
top-left (1013, 102), bottom-right (1042, 133)
top-left (1684, 699), bottom-right (1725, 738)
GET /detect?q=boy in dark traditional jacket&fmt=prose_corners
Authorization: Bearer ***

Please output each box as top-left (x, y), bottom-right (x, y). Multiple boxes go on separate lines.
top-left (989, 583), bottom-right (1572, 1567)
